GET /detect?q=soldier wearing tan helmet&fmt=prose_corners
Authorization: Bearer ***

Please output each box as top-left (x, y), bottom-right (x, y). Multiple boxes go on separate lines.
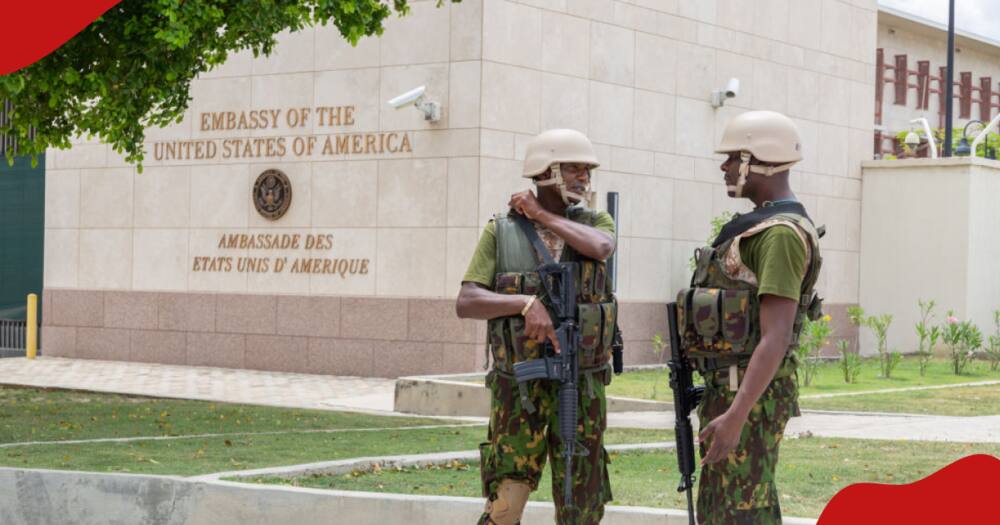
top-left (675, 110), bottom-right (824, 524)
top-left (456, 129), bottom-right (619, 524)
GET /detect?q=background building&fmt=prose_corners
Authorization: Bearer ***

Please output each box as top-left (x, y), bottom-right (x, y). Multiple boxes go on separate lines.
top-left (876, 6), bottom-right (1000, 155)
top-left (33, 0), bottom-right (999, 375)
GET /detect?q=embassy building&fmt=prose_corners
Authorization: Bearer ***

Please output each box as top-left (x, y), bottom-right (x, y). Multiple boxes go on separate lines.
top-left (35, 0), bottom-right (1000, 377)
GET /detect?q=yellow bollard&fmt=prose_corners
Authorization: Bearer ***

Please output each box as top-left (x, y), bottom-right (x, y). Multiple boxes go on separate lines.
top-left (26, 294), bottom-right (37, 360)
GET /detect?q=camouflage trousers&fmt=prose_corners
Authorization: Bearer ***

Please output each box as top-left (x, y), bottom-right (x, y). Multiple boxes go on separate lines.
top-left (696, 372), bottom-right (799, 525)
top-left (478, 369), bottom-right (612, 525)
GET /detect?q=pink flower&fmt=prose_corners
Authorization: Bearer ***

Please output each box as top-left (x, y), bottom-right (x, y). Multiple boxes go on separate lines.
top-left (947, 316), bottom-right (959, 324)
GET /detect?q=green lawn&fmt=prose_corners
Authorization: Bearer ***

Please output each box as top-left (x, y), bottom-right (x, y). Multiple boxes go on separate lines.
top-left (0, 426), bottom-right (485, 476)
top-left (0, 386), bottom-right (670, 476)
top-left (800, 384), bottom-right (1000, 416)
top-left (0, 385), bottom-right (444, 443)
top-left (247, 438), bottom-right (1000, 519)
top-left (606, 357), bottom-right (1000, 402)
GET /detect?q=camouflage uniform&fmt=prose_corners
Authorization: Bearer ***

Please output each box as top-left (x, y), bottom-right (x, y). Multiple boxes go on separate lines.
top-left (696, 365), bottom-right (799, 524)
top-left (479, 369), bottom-right (612, 524)
top-left (677, 210), bottom-right (822, 525)
top-left (476, 207), bottom-right (617, 525)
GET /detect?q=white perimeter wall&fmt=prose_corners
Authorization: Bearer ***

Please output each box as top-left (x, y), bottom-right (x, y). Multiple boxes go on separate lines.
top-left (860, 157), bottom-right (1000, 354)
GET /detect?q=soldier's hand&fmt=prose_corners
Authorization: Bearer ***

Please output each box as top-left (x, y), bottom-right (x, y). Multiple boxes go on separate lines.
top-left (697, 409), bottom-right (747, 465)
top-left (523, 299), bottom-right (560, 354)
top-left (508, 191), bottom-right (546, 221)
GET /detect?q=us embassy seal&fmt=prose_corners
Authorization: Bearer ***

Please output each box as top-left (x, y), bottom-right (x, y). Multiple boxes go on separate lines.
top-left (253, 169), bottom-right (292, 220)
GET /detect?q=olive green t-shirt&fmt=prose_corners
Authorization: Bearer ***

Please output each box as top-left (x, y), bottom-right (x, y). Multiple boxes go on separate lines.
top-left (738, 224), bottom-right (809, 301)
top-left (462, 212), bottom-right (616, 288)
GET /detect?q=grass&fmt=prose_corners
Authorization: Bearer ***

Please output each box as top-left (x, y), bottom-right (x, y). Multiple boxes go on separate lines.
top-left (0, 386), bottom-right (445, 443)
top-left (247, 437), bottom-right (1000, 519)
top-left (0, 386), bottom-right (671, 476)
top-left (0, 426), bottom-right (485, 476)
top-left (799, 384), bottom-right (1000, 416)
top-left (606, 357), bottom-right (1000, 402)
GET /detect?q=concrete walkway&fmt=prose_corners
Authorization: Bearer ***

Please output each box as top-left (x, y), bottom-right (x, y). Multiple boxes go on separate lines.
top-left (0, 357), bottom-right (396, 414)
top-left (2, 357), bottom-right (999, 443)
top-left (610, 409), bottom-right (1000, 443)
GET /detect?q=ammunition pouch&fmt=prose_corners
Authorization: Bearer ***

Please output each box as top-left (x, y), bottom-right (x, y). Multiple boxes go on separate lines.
top-left (679, 209), bottom-right (824, 373)
top-left (488, 262), bottom-right (616, 373)
top-left (675, 287), bottom-right (759, 359)
top-left (676, 287), bottom-right (822, 362)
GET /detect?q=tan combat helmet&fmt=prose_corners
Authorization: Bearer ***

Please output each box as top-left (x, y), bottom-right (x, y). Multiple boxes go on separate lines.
top-left (523, 128), bottom-right (600, 205)
top-left (715, 110), bottom-right (802, 198)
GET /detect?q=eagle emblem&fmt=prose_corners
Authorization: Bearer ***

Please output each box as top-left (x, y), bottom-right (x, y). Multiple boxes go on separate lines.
top-left (253, 169), bottom-right (292, 220)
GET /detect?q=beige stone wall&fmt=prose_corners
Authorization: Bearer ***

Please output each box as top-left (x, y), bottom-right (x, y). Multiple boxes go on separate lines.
top-left (473, 0), bottom-right (873, 308)
top-left (43, 0), bottom-right (878, 372)
top-left (859, 158), bottom-right (1000, 355)
top-left (45, 0), bottom-right (483, 300)
top-left (40, 290), bottom-right (486, 377)
top-left (877, 8), bottom-right (1000, 135)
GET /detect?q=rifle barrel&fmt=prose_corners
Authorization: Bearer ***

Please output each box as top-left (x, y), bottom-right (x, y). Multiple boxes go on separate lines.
top-left (667, 302), bottom-right (698, 525)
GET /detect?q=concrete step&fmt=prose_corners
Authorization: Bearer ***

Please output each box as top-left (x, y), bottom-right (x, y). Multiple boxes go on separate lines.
top-left (394, 372), bottom-right (669, 417)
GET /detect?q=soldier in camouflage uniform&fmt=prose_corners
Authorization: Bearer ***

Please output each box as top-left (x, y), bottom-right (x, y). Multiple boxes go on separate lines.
top-left (456, 129), bottom-right (618, 525)
top-left (675, 111), bottom-right (823, 524)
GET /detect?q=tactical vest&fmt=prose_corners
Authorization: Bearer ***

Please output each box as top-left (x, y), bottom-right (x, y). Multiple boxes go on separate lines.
top-left (487, 207), bottom-right (617, 375)
top-left (676, 211), bottom-right (823, 369)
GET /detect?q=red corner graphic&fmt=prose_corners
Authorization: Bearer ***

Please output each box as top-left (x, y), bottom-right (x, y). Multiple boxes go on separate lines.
top-left (1, 0), bottom-right (122, 75)
top-left (817, 454), bottom-right (1000, 524)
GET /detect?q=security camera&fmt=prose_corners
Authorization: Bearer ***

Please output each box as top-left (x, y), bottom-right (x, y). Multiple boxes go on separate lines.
top-left (905, 117), bottom-right (938, 158)
top-left (711, 78), bottom-right (741, 108)
top-left (387, 85), bottom-right (441, 122)
top-left (724, 77), bottom-right (740, 98)
top-left (388, 85), bottom-right (426, 109)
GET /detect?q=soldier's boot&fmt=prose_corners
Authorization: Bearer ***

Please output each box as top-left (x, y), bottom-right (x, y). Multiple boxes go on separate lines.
top-left (479, 479), bottom-right (531, 525)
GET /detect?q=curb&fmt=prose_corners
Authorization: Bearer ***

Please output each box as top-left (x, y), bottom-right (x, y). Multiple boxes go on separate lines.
top-left (0, 466), bottom-right (817, 525)
top-left (394, 372), bottom-right (670, 417)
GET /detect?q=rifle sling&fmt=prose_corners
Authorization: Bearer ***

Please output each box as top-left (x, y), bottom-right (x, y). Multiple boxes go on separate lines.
top-left (507, 212), bottom-right (551, 419)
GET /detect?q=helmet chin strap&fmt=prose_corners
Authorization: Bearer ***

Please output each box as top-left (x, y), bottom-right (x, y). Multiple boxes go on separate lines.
top-left (536, 164), bottom-right (587, 205)
top-left (728, 152), bottom-right (797, 199)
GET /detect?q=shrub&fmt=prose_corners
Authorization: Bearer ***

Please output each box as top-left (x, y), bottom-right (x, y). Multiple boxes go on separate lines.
top-left (915, 299), bottom-right (941, 377)
top-left (941, 311), bottom-right (983, 375)
top-left (847, 306), bottom-right (897, 378)
top-left (796, 315), bottom-right (832, 387)
top-left (688, 211), bottom-right (735, 272)
top-left (885, 348), bottom-right (902, 379)
top-left (837, 339), bottom-right (861, 384)
top-left (986, 311), bottom-right (1000, 372)
top-left (650, 333), bottom-right (668, 400)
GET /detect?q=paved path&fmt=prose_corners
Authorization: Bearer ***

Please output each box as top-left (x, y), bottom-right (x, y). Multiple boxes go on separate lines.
top-left (2, 357), bottom-right (999, 443)
top-left (609, 409), bottom-right (1000, 443)
top-left (0, 357), bottom-right (396, 414)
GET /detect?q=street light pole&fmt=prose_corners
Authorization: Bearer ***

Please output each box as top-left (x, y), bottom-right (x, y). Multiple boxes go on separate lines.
top-left (944, 0), bottom-right (956, 156)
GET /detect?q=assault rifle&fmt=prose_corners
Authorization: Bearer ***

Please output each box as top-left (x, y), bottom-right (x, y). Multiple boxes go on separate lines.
top-left (666, 302), bottom-right (704, 525)
top-left (512, 259), bottom-right (587, 521)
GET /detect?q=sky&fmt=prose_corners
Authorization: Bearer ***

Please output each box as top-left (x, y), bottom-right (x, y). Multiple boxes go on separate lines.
top-left (880, 0), bottom-right (1000, 42)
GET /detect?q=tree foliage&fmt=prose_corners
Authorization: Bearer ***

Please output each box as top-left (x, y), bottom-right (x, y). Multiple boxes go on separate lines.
top-left (0, 0), bottom-right (457, 168)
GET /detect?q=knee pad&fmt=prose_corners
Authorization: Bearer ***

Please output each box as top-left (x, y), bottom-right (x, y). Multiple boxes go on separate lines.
top-left (484, 479), bottom-right (531, 525)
